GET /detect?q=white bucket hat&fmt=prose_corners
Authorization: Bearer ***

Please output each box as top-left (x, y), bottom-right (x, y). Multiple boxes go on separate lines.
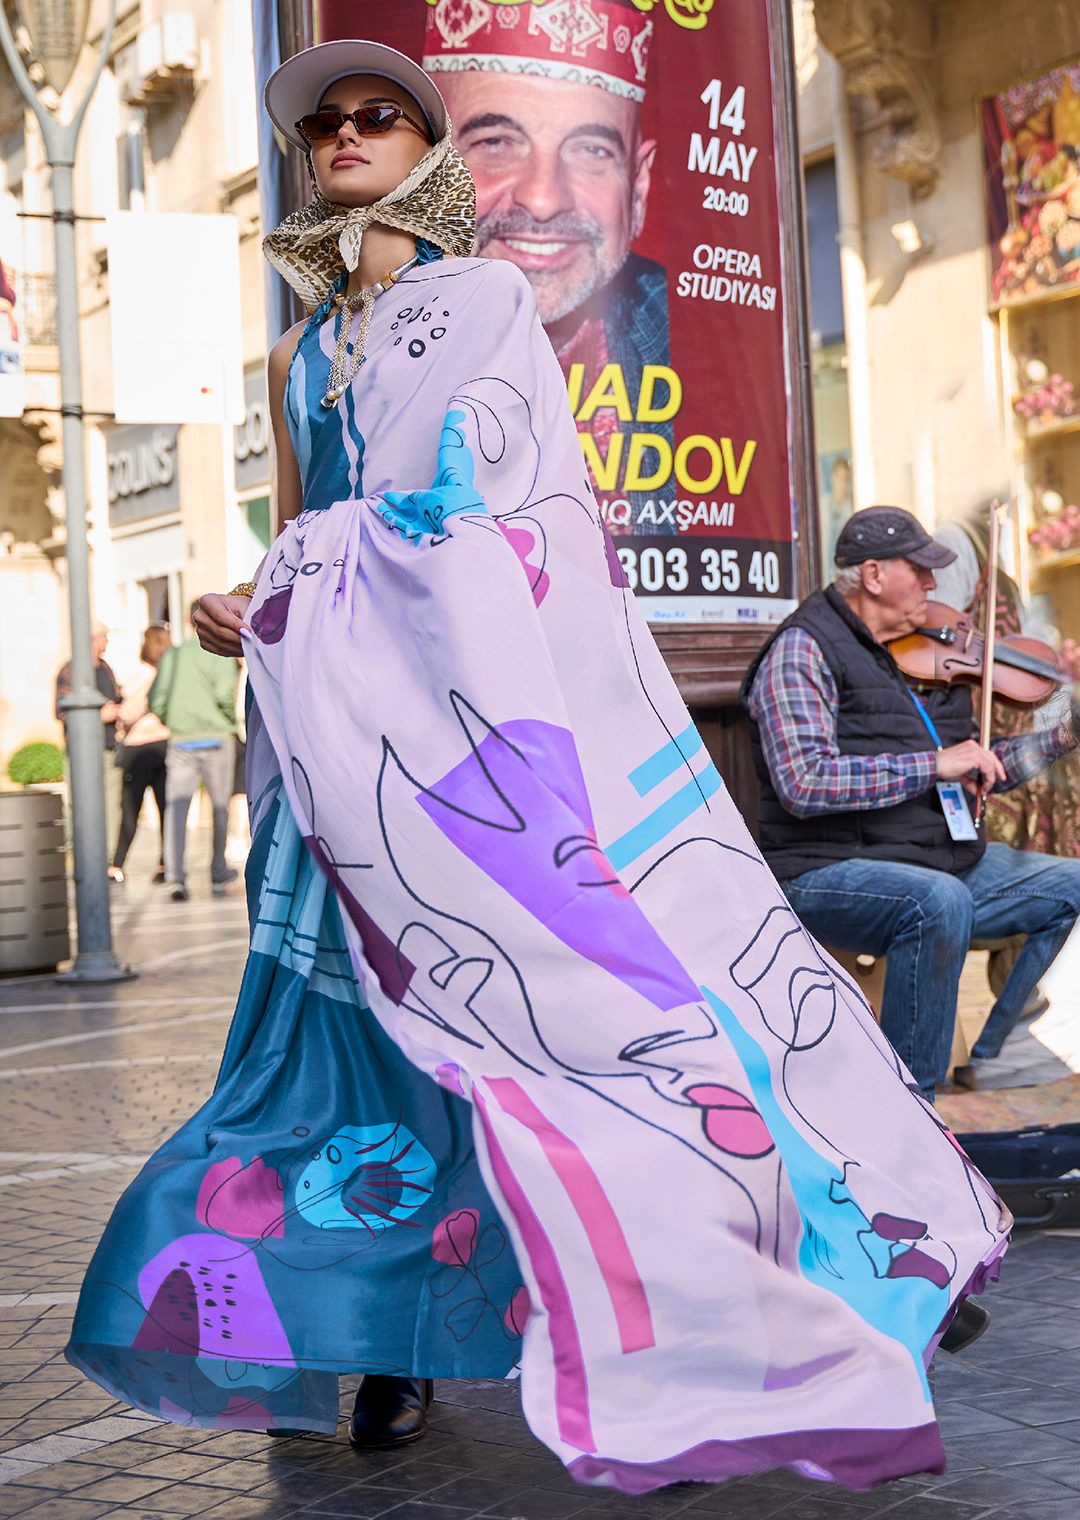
top-left (264, 39), bottom-right (448, 151)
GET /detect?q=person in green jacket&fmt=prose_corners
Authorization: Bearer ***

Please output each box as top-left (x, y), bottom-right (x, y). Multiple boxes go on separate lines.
top-left (150, 601), bottom-right (239, 901)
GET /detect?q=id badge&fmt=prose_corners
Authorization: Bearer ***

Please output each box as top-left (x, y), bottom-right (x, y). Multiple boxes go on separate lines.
top-left (936, 781), bottom-right (979, 841)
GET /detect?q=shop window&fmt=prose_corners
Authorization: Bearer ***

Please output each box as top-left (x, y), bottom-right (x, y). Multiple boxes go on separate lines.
top-left (243, 495), bottom-right (272, 552)
top-left (805, 158), bottom-right (853, 573)
top-left (117, 123), bottom-right (146, 211)
top-left (141, 575), bottom-right (169, 624)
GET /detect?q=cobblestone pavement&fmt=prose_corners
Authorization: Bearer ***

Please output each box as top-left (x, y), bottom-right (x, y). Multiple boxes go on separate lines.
top-left (1, 831), bottom-right (1079, 1520)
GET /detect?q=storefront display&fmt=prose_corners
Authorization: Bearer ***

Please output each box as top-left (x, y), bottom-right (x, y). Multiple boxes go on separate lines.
top-left (981, 58), bottom-right (1080, 306)
top-left (982, 57), bottom-right (1080, 641)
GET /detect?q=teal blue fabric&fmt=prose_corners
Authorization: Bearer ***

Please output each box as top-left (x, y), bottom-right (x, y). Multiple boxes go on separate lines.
top-left (66, 775), bottom-right (524, 1431)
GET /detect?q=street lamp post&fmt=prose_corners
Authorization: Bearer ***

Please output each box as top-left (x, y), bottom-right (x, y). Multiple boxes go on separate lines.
top-left (0, 0), bottom-right (134, 982)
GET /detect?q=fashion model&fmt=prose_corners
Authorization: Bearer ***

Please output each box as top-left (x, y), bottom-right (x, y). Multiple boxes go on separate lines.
top-left (67, 39), bottom-right (1010, 1495)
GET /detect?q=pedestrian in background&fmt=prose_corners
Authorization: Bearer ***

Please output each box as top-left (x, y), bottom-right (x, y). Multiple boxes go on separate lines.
top-left (149, 601), bottom-right (239, 902)
top-left (108, 625), bottom-right (171, 885)
top-left (54, 618), bottom-right (122, 866)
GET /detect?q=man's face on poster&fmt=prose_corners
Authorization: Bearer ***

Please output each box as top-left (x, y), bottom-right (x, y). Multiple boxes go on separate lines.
top-left (438, 73), bottom-right (656, 327)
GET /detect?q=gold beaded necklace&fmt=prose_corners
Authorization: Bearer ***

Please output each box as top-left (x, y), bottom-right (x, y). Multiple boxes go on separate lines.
top-left (321, 253), bottom-right (419, 408)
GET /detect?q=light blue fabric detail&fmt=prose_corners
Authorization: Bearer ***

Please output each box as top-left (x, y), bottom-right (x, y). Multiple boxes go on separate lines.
top-left (381, 408), bottom-right (488, 542)
top-left (249, 792), bottom-right (359, 1004)
top-left (287, 345), bottom-right (314, 487)
top-left (701, 986), bottom-right (936, 1398)
top-left (285, 309), bottom-right (365, 510)
top-left (173, 739), bottom-right (222, 752)
top-left (628, 720), bottom-right (704, 797)
top-left (605, 761), bottom-right (724, 872)
top-left (294, 1123), bottom-right (437, 1232)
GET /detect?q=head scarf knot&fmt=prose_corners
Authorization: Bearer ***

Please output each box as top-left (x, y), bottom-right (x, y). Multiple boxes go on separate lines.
top-left (263, 122), bottom-right (476, 310)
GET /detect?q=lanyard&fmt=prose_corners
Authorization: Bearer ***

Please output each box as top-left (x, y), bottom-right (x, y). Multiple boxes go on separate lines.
top-left (908, 688), bottom-right (943, 748)
top-left (910, 689), bottom-right (981, 840)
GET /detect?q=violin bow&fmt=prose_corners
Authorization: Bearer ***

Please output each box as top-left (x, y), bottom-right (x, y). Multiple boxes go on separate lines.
top-left (974, 500), bottom-right (1004, 825)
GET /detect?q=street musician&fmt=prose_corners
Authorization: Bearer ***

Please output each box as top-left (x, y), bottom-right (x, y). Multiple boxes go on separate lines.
top-left (742, 505), bottom-right (1080, 1100)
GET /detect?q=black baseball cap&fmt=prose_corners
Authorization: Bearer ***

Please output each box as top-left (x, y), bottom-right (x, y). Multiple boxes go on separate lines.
top-left (834, 506), bottom-right (957, 569)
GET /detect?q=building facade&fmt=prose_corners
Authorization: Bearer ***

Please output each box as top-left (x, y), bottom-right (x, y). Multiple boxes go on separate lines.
top-left (798, 0), bottom-right (1080, 648)
top-left (0, 0), bottom-right (266, 775)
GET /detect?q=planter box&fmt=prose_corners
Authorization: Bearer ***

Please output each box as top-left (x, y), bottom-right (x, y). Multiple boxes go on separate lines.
top-left (0, 789), bottom-right (70, 973)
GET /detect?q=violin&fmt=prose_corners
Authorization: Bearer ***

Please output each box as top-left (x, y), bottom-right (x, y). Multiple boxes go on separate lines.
top-left (889, 600), bottom-right (1067, 708)
top-left (889, 501), bottom-right (1065, 825)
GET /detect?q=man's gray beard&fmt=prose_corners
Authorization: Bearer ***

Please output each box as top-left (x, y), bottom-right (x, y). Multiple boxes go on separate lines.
top-left (475, 209), bottom-right (628, 325)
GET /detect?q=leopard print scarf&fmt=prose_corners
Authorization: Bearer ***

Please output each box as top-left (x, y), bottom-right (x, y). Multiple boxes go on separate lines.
top-left (263, 122), bottom-right (475, 310)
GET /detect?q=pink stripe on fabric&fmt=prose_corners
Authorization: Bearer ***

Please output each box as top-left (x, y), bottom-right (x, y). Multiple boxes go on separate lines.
top-left (473, 1088), bottom-right (595, 1453)
top-left (488, 1077), bottom-right (655, 1355)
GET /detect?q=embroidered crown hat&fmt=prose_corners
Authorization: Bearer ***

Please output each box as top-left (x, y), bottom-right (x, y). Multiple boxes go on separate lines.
top-left (423, 0), bottom-right (655, 104)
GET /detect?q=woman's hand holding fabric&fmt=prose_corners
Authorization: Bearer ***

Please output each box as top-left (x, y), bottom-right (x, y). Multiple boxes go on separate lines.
top-left (194, 594), bottom-right (250, 658)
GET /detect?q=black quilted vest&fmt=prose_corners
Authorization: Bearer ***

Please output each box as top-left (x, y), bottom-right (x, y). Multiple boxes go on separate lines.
top-left (741, 588), bottom-right (985, 880)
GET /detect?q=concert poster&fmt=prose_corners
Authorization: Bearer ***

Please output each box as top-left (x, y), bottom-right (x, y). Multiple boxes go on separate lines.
top-left (275, 0), bottom-right (798, 624)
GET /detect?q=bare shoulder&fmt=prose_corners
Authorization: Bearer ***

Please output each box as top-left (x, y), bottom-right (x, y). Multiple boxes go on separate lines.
top-left (268, 318), bottom-right (309, 390)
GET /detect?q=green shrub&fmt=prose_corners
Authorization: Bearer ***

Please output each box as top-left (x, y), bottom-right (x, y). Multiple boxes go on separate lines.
top-left (6, 741), bottom-right (66, 786)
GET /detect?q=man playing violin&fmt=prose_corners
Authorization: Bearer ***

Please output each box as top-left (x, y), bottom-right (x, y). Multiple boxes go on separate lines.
top-left (742, 505), bottom-right (1080, 1101)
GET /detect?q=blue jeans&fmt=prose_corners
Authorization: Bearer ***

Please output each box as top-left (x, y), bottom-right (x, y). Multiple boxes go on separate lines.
top-left (782, 844), bottom-right (1080, 1097)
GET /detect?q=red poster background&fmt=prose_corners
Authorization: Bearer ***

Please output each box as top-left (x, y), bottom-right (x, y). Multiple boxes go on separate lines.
top-left (314, 0), bottom-right (794, 622)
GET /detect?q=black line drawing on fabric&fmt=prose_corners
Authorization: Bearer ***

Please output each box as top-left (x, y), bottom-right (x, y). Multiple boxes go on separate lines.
top-left (375, 692), bottom-right (788, 1266)
top-left (627, 835), bottom-right (761, 892)
top-left (729, 908), bottom-right (998, 1251)
top-left (289, 757), bottom-right (373, 874)
top-left (383, 690), bottom-right (721, 1088)
top-left (428, 1208), bottom-right (523, 1345)
top-left (831, 1163), bottom-right (959, 1291)
top-left (731, 906), bottom-right (870, 1164)
top-left (376, 735), bottom-right (546, 1075)
top-left (564, 1076), bottom-right (769, 1254)
top-left (448, 375), bottom-right (541, 507)
top-left (251, 537), bottom-right (306, 644)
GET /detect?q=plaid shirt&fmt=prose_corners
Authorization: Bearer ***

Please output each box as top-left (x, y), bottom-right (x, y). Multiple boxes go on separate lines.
top-left (746, 627), bottom-right (1071, 819)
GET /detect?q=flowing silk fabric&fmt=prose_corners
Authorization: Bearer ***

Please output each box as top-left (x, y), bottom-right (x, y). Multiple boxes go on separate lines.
top-left (69, 257), bottom-right (1005, 1492)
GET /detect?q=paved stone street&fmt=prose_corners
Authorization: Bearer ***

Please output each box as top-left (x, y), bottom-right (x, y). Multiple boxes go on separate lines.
top-left (1, 830), bottom-right (1079, 1520)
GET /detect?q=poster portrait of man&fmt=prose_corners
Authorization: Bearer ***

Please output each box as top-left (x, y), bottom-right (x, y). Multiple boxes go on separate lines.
top-left (422, 0), bottom-right (672, 524)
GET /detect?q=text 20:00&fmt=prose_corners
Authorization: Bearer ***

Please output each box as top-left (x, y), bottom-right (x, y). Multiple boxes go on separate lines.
top-left (703, 187), bottom-right (749, 216)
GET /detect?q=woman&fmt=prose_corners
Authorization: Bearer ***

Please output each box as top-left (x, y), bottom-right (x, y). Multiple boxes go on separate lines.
top-left (108, 624), bottom-right (170, 884)
top-left (67, 41), bottom-right (1010, 1494)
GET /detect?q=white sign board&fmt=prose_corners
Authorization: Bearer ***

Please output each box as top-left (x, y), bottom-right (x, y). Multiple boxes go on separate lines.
top-left (107, 211), bottom-right (245, 425)
top-left (0, 200), bottom-right (26, 418)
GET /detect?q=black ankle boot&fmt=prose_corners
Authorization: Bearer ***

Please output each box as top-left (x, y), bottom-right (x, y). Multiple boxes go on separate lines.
top-left (940, 1299), bottom-right (990, 1354)
top-left (349, 1375), bottom-right (433, 1449)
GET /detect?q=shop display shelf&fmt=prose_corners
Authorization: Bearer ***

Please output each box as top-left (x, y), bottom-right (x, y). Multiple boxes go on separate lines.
top-left (1030, 546), bottom-right (1080, 573)
top-left (1025, 413), bottom-right (1080, 441)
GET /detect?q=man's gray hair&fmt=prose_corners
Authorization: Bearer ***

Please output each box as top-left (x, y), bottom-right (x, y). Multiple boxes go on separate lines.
top-left (832, 562), bottom-right (864, 596)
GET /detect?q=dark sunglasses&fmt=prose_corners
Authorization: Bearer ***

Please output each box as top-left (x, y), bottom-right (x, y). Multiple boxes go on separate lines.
top-left (295, 103), bottom-right (431, 147)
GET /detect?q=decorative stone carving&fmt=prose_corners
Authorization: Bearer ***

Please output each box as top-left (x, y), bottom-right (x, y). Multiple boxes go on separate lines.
top-left (814, 0), bottom-right (941, 197)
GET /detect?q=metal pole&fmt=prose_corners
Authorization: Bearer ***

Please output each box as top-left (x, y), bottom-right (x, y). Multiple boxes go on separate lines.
top-left (0, 1), bottom-right (133, 981)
